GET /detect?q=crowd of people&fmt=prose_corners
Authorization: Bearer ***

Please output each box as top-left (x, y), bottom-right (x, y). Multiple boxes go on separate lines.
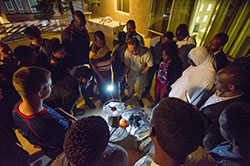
top-left (1, 10), bottom-right (250, 166)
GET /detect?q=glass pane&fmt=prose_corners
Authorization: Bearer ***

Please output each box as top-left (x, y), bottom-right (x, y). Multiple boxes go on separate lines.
top-left (123, 0), bottom-right (129, 13)
top-left (148, 0), bottom-right (173, 33)
top-left (14, 0), bottom-right (25, 13)
top-left (117, 0), bottom-right (121, 11)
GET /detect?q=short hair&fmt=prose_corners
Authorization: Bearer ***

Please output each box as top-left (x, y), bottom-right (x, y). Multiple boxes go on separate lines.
top-left (221, 102), bottom-right (250, 158)
top-left (24, 26), bottom-right (41, 40)
top-left (73, 66), bottom-right (92, 80)
top-left (13, 45), bottom-right (34, 62)
top-left (164, 31), bottom-right (174, 40)
top-left (214, 33), bottom-right (228, 46)
top-left (118, 31), bottom-right (126, 42)
top-left (73, 10), bottom-right (86, 26)
top-left (176, 24), bottom-right (189, 38)
top-left (13, 66), bottom-right (51, 98)
top-left (231, 56), bottom-right (250, 101)
top-left (94, 30), bottom-right (105, 42)
top-left (162, 41), bottom-right (179, 60)
top-left (127, 37), bottom-right (139, 47)
top-left (126, 19), bottom-right (136, 28)
top-left (64, 116), bottom-right (110, 166)
top-left (218, 65), bottom-right (245, 91)
top-left (152, 97), bottom-right (205, 163)
top-left (44, 38), bottom-right (62, 55)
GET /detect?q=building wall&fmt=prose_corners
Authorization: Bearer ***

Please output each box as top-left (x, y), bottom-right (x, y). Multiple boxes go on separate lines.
top-left (91, 0), bottom-right (150, 36)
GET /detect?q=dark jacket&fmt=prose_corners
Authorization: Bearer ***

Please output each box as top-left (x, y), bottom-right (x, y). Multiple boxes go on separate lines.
top-left (61, 23), bottom-right (90, 66)
top-left (215, 51), bottom-right (229, 71)
top-left (201, 96), bottom-right (246, 150)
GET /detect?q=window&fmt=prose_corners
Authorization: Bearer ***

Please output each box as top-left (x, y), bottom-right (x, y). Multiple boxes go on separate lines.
top-left (14, 0), bottom-right (25, 13)
top-left (116, 0), bottom-right (129, 13)
top-left (4, 0), bottom-right (16, 14)
top-left (27, 0), bottom-right (38, 13)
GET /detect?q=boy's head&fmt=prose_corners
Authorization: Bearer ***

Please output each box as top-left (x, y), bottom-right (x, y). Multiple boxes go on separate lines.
top-left (64, 116), bottom-right (110, 166)
top-left (24, 26), bottom-right (42, 46)
top-left (127, 37), bottom-right (139, 53)
top-left (150, 97), bottom-right (205, 164)
top-left (118, 31), bottom-right (126, 43)
top-left (219, 102), bottom-right (250, 159)
top-left (45, 38), bottom-right (66, 59)
top-left (13, 66), bottom-right (52, 99)
top-left (161, 31), bottom-right (174, 44)
top-left (73, 66), bottom-right (93, 89)
top-left (14, 45), bottom-right (36, 66)
top-left (207, 33), bottom-right (228, 53)
top-left (94, 31), bottom-right (106, 48)
top-left (126, 20), bottom-right (136, 36)
top-left (176, 24), bottom-right (189, 41)
top-left (73, 10), bottom-right (86, 31)
top-left (161, 41), bottom-right (179, 61)
top-left (215, 65), bottom-right (244, 94)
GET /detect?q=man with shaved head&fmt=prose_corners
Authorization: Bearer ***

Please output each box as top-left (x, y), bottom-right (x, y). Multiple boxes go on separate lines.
top-left (61, 10), bottom-right (90, 66)
top-left (200, 65), bottom-right (247, 150)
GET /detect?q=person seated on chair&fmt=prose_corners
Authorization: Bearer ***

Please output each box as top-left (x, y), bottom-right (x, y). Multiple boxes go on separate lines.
top-left (209, 102), bottom-right (250, 165)
top-left (12, 66), bottom-right (76, 159)
top-left (169, 46), bottom-right (216, 107)
top-left (134, 97), bottom-right (207, 166)
top-left (201, 64), bottom-right (248, 151)
top-left (52, 116), bottom-right (128, 166)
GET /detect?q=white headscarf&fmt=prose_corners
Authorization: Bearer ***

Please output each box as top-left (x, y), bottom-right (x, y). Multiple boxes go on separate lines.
top-left (169, 46), bottom-right (216, 106)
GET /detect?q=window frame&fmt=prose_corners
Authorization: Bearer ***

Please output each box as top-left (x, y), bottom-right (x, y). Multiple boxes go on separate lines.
top-left (115, 0), bottom-right (130, 15)
top-left (14, 0), bottom-right (25, 13)
top-left (3, 0), bottom-right (17, 14)
top-left (27, 0), bottom-right (38, 13)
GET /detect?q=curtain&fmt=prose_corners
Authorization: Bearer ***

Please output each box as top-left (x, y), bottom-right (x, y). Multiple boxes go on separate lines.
top-left (167, 0), bottom-right (195, 33)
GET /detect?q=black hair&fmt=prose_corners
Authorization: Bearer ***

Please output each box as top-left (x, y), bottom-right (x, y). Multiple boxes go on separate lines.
top-left (118, 31), bottom-right (126, 43)
top-left (126, 19), bottom-right (136, 28)
top-left (152, 97), bottom-right (205, 164)
top-left (214, 33), bottom-right (229, 46)
top-left (176, 24), bottom-right (189, 38)
top-left (162, 41), bottom-right (179, 60)
top-left (44, 38), bottom-right (62, 55)
top-left (13, 45), bottom-right (34, 64)
top-left (94, 30), bottom-right (105, 42)
top-left (64, 116), bottom-right (110, 166)
top-left (73, 10), bottom-right (86, 26)
top-left (24, 26), bottom-right (41, 39)
top-left (231, 56), bottom-right (250, 102)
top-left (73, 66), bottom-right (92, 80)
top-left (127, 37), bottom-right (139, 47)
top-left (164, 31), bottom-right (174, 40)
top-left (221, 102), bottom-right (250, 160)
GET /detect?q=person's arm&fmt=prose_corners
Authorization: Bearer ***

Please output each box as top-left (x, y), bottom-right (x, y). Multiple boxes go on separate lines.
top-left (141, 65), bottom-right (150, 75)
top-left (90, 59), bottom-right (106, 83)
top-left (118, 65), bottom-right (129, 83)
top-left (54, 107), bottom-right (77, 121)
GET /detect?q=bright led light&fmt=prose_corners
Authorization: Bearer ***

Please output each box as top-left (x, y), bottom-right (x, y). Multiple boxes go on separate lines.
top-left (107, 85), bottom-right (114, 92)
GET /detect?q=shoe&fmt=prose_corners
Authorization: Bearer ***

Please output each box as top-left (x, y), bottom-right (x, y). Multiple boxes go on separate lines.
top-left (73, 108), bottom-right (85, 116)
top-left (86, 102), bottom-right (96, 109)
top-left (138, 99), bottom-right (144, 107)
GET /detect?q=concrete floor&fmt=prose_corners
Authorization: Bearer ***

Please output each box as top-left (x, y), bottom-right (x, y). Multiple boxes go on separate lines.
top-left (12, 31), bottom-right (155, 166)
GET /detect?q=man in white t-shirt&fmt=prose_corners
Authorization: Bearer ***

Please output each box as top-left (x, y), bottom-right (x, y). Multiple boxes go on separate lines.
top-left (119, 37), bottom-right (153, 107)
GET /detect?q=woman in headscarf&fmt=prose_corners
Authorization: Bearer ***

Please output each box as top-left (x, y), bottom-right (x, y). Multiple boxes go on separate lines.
top-left (169, 46), bottom-right (216, 107)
